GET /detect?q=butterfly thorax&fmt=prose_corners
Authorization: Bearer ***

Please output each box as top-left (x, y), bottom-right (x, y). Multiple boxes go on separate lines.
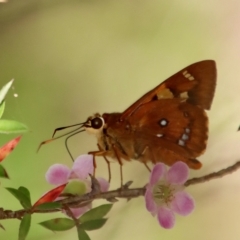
top-left (84, 112), bottom-right (135, 161)
top-left (101, 113), bottom-right (135, 161)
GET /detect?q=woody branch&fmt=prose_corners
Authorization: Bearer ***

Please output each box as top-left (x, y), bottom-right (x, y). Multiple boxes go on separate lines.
top-left (0, 161), bottom-right (240, 220)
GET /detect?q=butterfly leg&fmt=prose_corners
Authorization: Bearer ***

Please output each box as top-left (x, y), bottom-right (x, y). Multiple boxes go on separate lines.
top-left (111, 144), bottom-right (124, 188)
top-left (143, 162), bottom-right (151, 172)
top-left (88, 148), bottom-right (112, 183)
top-left (97, 144), bottom-right (111, 183)
top-left (139, 146), bottom-right (157, 172)
top-left (88, 150), bottom-right (106, 177)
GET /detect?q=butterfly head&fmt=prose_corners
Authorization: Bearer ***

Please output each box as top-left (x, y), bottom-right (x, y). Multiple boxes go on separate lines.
top-left (84, 113), bottom-right (105, 136)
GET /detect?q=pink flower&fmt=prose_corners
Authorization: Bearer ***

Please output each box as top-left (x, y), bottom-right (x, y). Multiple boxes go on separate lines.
top-left (145, 162), bottom-right (194, 229)
top-left (45, 154), bottom-right (109, 217)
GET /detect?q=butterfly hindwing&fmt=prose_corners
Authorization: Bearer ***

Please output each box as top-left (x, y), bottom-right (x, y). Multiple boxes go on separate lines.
top-left (128, 99), bottom-right (208, 169)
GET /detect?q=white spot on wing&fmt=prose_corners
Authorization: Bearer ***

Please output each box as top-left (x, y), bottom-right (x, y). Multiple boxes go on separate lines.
top-left (178, 139), bottom-right (185, 146)
top-left (178, 129), bottom-right (190, 146)
top-left (182, 70), bottom-right (195, 81)
top-left (156, 134), bottom-right (163, 138)
top-left (159, 119), bottom-right (168, 126)
top-left (180, 92), bottom-right (188, 99)
top-left (157, 88), bottom-right (174, 99)
top-left (182, 133), bottom-right (189, 140)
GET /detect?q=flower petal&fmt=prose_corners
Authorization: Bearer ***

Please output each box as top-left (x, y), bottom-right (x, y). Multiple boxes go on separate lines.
top-left (72, 154), bottom-right (93, 179)
top-left (171, 191), bottom-right (195, 216)
top-left (157, 206), bottom-right (175, 229)
top-left (145, 188), bottom-right (157, 215)
top-left (149, 163), bottom-right (166, 186)
top-left (96, 177), bottom-right (109, 192)
top-left (45, 164), bottom-right (70, 185)
top-left (167, 161), bottom-right (189, 185)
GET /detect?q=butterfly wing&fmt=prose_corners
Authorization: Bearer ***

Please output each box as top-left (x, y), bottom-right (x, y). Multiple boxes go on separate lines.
top-left (129, 99), bottom-right (208, 169)
top-left (102, 60), bottom-right (216, 169)
top-left (121, 60), bottom-right (216, 120)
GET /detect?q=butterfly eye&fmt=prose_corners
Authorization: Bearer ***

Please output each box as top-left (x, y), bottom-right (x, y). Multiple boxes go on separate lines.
top-left (91, 117), bottom-right (104, 129)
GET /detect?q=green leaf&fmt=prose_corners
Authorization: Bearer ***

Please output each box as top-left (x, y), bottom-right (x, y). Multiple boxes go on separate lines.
top-left (80, 219), bottom-right (107, 231)
top-left (79, 204), bottom-right (112, 222)
top-left (18, 187), bottom-right (31, 204)
top-left (0, 80), bottom-right (14, 104)
top-left (6, 188), bottom-right (32, 209)
top-left (39, 218), bottom-right (75, 231)
top-left (18, 214), bottom-right (31, 240)
top-left (0, 164), bottom-right (9, 178)
top-left (0, 101), bottom-right (5, 119)
top-left (35, 202), bottom-right (62, 210)
top-left (77, 228), bottom-right (91, 240)
top-left (0, 119), bottom-right (28, 134)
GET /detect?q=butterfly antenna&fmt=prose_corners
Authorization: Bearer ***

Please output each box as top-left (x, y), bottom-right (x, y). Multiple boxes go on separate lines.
top-left (52, 122), bottom-right (85, 138)
top-left (37, 125), bottom-right (85, 153)
top-left (64, 129), bottom-right (85, 162)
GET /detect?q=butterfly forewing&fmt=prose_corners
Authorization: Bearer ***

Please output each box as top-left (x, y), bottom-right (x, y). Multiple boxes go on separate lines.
top-left (168, 60), bottom-right (217, 110)
top-left (120, 60), bottom-right (216, 120)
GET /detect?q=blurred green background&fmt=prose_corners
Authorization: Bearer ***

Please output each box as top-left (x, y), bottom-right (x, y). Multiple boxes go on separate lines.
top-left (1, 0), bottom-right (240, 239)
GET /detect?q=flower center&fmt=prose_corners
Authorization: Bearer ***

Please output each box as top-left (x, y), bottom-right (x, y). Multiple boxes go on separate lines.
top-left (152, 181), bottom-right (174, 206)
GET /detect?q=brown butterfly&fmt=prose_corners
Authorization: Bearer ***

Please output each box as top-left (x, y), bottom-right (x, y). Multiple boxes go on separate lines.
top-left (83, 60), bottom-right (216, 171)
top-left (40, 60), bottom-right (216, 180)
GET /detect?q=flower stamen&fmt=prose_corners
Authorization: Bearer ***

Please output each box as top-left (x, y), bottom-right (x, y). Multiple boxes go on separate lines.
top-left (153, 183), bottom-right (174, 205)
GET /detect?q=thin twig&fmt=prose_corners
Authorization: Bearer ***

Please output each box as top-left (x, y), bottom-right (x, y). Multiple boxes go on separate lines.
top-left (0, 161), bottom-right (240, 220)
top-left (64, 205), bottom-right (80, 228)
top-left (184, 161), bottom-right (240, 186)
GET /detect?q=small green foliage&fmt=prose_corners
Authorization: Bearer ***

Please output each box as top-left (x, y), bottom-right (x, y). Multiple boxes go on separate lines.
top-left (39, 218), bottom-right (75, 231)
top-left (0, 101), bottom-right (5, 119)
top-left (34, 202), bottom-right (62, 210)
top-left (77, 228), bottom-right (91, 240)
top-left (6, 187), bottom-right (32, 209)
top-left (0, 81), bottom-right (28, 134)
top-left (79, 204), bottom-right (112, 222)
top-left (80, 219), bottom-right (107, 231)
top-left (0, 119), bottom-right (28, 134)
top-left (0, 80), bottom-right (14, 104)
top-left (39, 205), bottom-right (111, 234)
top-left (18, 214), bottom-right (31, 240)
top-left (0, 165), bottom-right (9, 179)
top-left (18, 187), bottom-right (31, 202)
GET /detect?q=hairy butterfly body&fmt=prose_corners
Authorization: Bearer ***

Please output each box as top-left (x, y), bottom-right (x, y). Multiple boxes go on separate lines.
top-left (84, 60), bottom-right (216, 169)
